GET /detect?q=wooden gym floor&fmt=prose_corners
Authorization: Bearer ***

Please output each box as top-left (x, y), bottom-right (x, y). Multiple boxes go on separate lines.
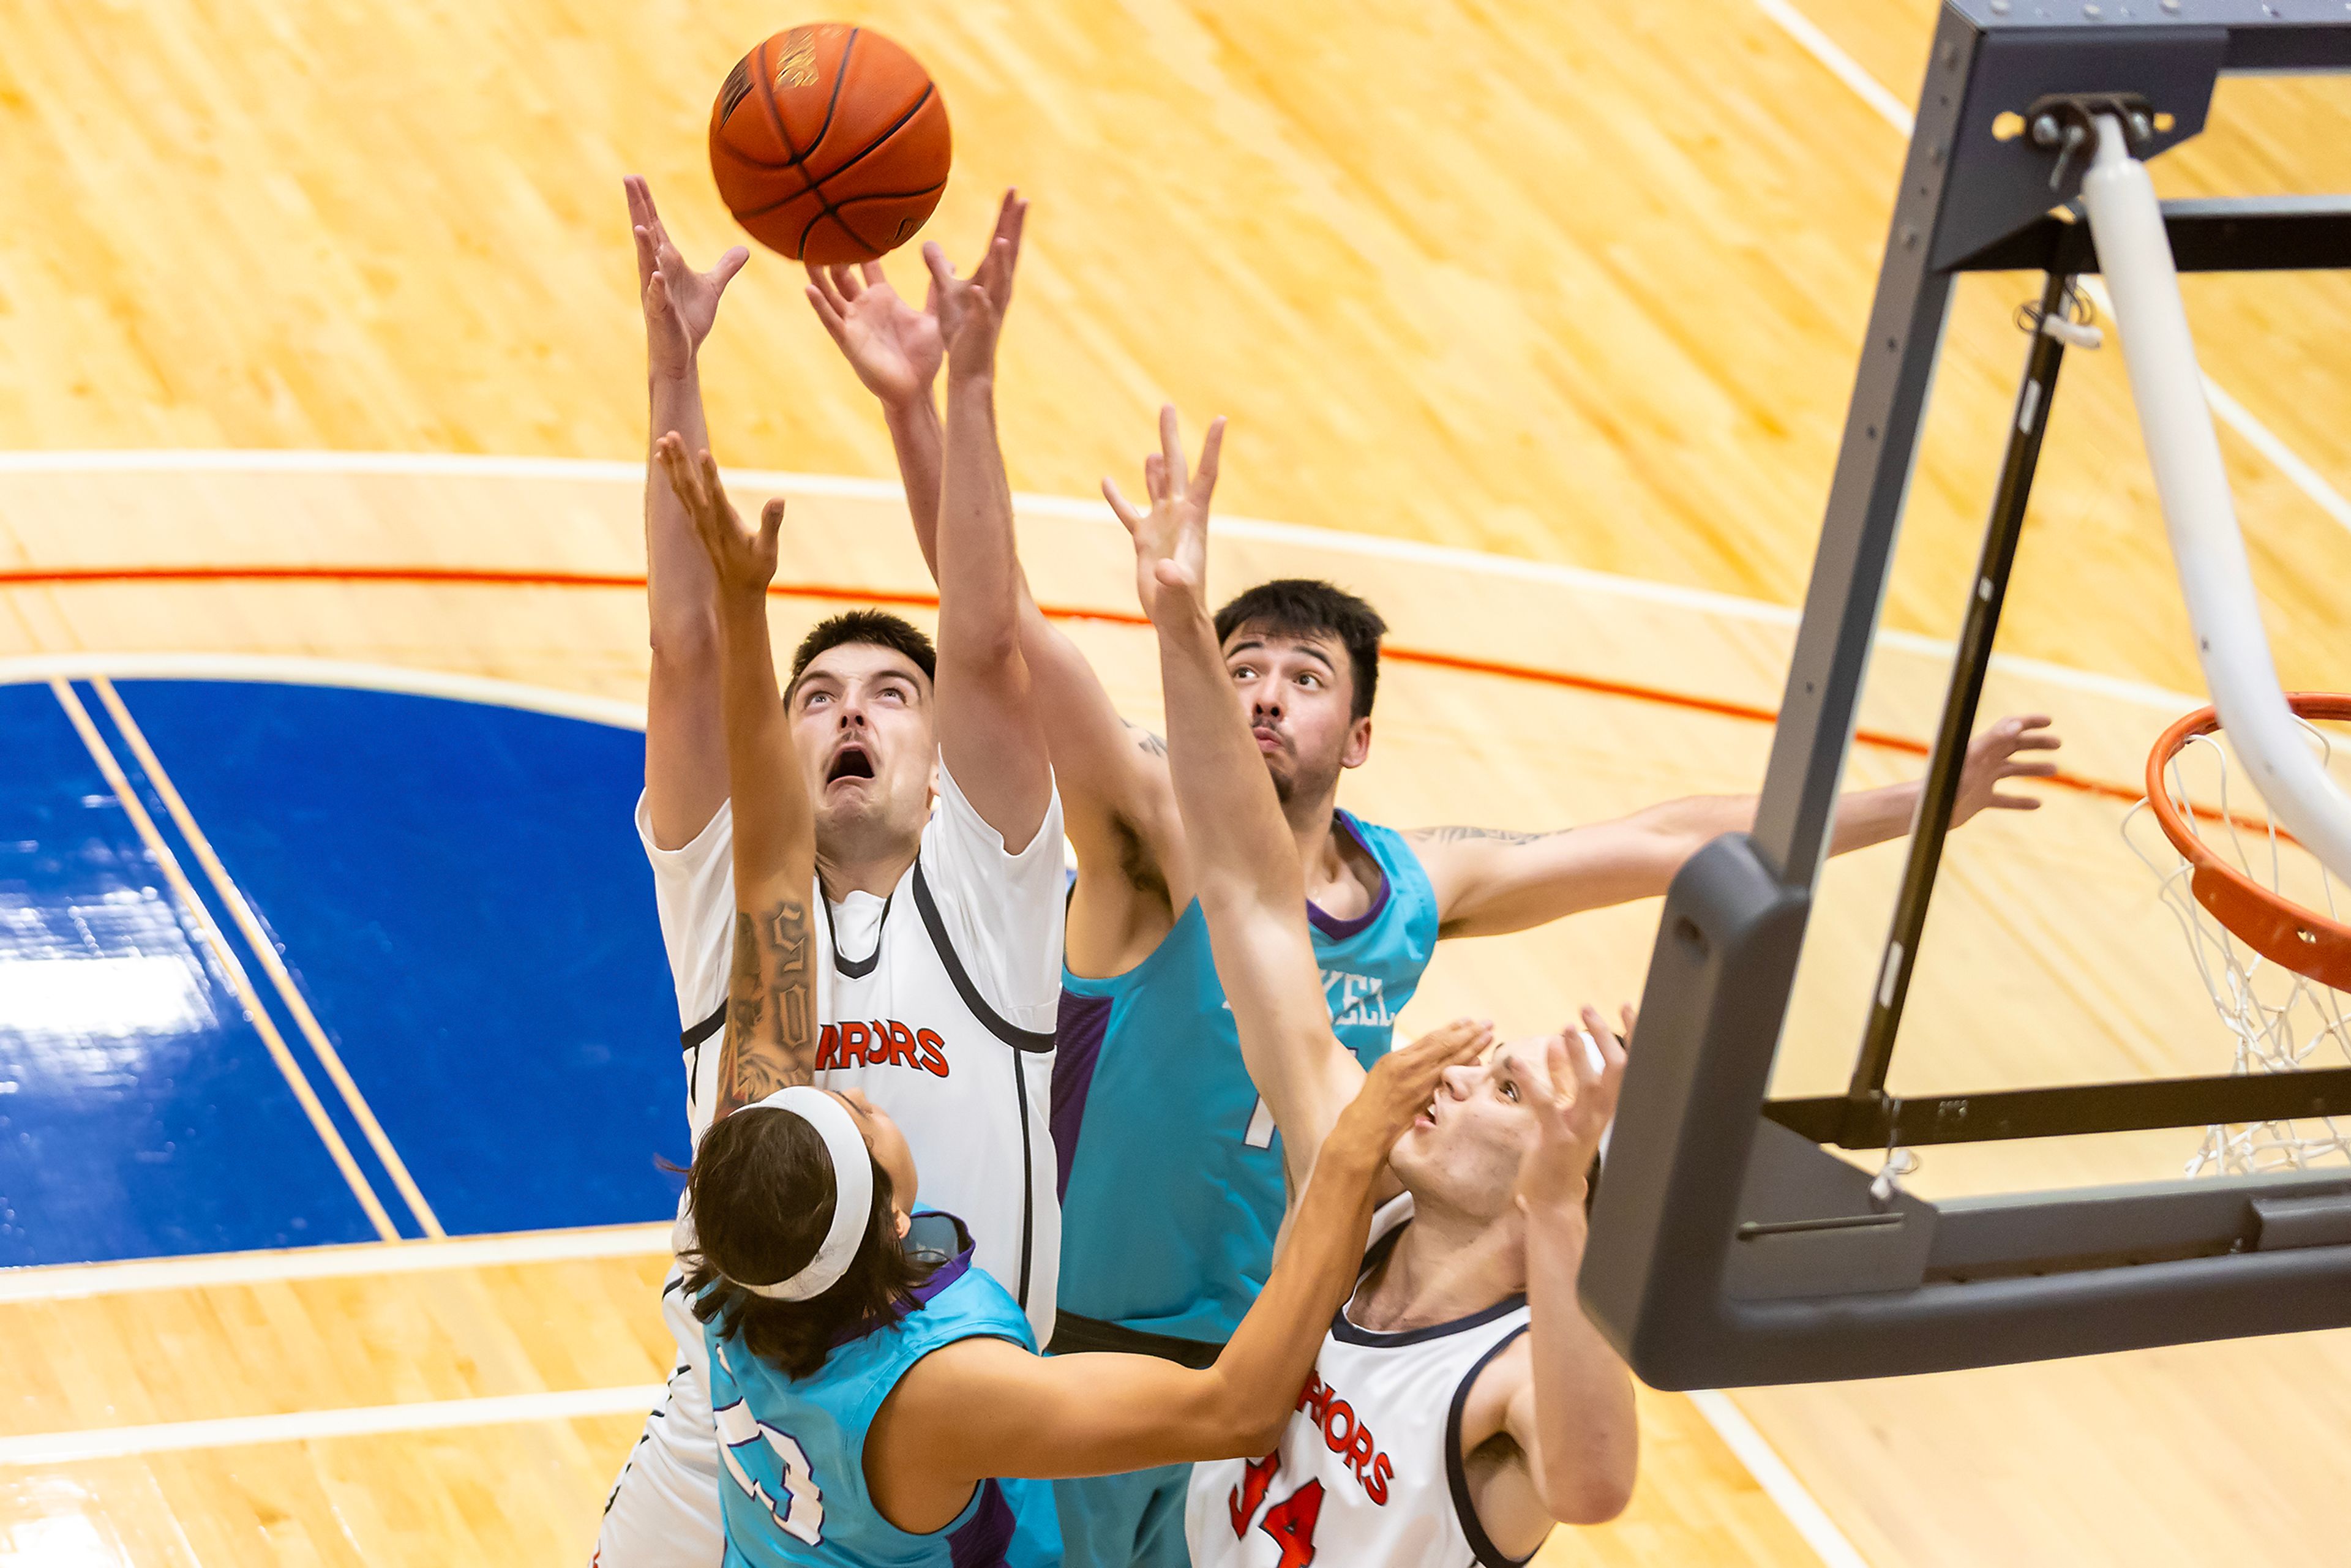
top-left (4, 1), bottom-right (2350, 1563)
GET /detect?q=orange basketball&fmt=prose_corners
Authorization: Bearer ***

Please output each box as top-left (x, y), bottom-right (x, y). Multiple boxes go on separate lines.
top-left (708, 23), bottom-right (951, 264)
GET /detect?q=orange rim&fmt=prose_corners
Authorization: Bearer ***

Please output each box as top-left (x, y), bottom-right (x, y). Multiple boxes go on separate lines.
top-left (2144, 692), bottom-right (2351, 992)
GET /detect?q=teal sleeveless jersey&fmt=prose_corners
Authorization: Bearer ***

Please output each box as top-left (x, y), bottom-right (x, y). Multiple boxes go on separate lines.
top-left (1048, 812), bottom-right (1439, 1345)
top-left (707, 1214), bottom-right (1063, 1567)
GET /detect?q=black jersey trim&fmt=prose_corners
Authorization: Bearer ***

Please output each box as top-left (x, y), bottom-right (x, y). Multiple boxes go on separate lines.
top-left (1329, 1221), bottom-right (1529, 1347)
top-left (1445, 1324), bottom-right (1539, 1568)
top-left (907, 857), bottom-right (1052, 1313)
top-left (909, 860), bottom-right (1057, 1053)
top-left (1046, 1311), bottom-right (1226, 1368)
top-left (681, 998), bottom-right (727, 1053)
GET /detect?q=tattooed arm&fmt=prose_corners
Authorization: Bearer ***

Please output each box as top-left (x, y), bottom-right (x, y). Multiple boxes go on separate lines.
top-left (656, 435), bottom-right (819, 1121)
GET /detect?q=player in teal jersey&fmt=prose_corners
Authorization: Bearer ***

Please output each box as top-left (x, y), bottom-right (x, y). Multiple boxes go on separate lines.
top-left (802, 219), bottom-right (2063, 1567)
top-left (653, 400), bottom-right (1493, 1568)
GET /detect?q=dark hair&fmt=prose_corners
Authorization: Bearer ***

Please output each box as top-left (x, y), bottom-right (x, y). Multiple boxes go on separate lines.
top-left (1213, 579), bottom-right (1387, 722)
top-left (680, 1105), bottom-right (931, 1381)
top-left (787, 610), bottom-right (939, 696)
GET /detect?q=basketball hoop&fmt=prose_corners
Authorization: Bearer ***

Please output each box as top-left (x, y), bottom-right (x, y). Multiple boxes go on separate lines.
top-left (2129, 693), bottom-right (2351, 1176)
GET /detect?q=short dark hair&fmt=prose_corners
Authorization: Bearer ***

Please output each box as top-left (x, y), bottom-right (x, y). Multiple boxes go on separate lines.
top-left (680, 1105), bottom-right (932, 1381)
top-left (1213, 579), bottom-right (1387, 721)
top-left (787, 610), bottom-right (937, 696)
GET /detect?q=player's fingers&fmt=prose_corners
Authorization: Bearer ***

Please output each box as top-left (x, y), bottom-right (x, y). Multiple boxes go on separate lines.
top-left (1618, 1003), bottom-right (1638, 1046)
top-left (1192, 416), bottom-right (1226, 505)
top-left (983, 237), bottom-right (1016, 309)
top-left (997, 194), bottom-right (1027, 291)
top-left (2003, 760), bottom-right (2060, 779)
top-left (803, 263), bottom-right (842, 313)
top-left (804, 284), bottom-right (849, 340)
top-left (921, 241), bottom-right (956, 293)
top-left (858, 260), bottom-right (885, 290)
top-left (1542, 1035), bottom-right (1580, 1118)
top-left (712, 247), bottom-right (749, 294)
top-left (630, 222), bottom-right (658, 280)
top-left (1158, 405), bottom-right (1188, 497)
top-left (1990, 792), bottom-right (2045, 810)
top-left (696, 449), bottom-right (730, 525)
top-left (1101, 478), bottom-right (1145, 534)
top-left (833, 263), bottom-right (866, 302)
top-left (1408, 1017), bottom-right (1494, 1065)
top-left (757, 497), bottom-right (787, 552)
top-left (1144, 452), bottom-right (1168, 503)
top-left (655, 439), bottom-right (701, 516)
top-left (1576, 1007), bottom-right (1614, 1085)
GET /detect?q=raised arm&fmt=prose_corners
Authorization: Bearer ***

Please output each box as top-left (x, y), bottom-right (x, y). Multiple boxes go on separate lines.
top-left (804, 210), bottom-right (1188, 969)
top-left (1447, 1011), bottom-right (1638, 1546)
top-left (656, 438), bottom-right (818, 1123)
top-left (873, 1027), bottom-right (1485, 1510)
top-left (907, 210), bottom-right (1052, 849)
top-left (1414, 714), bottom-right (2062, 938)
top-left (629, 176), bottom-right (750, 852)
top-left (1108, 414), bottom-right (1365, 1193)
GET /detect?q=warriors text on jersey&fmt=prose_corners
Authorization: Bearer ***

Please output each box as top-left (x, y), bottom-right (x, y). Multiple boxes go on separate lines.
top-left (1185, 1201), bottom-right (1534, 1568)
top-left (708, 1214), bottom-right (1062, 1567)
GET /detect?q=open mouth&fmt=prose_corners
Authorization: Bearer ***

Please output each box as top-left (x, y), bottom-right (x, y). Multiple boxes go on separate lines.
top-left (1415, 1097), bottom-right (1439, 1130)
top-left (827, 744), bottom-right (876, 784)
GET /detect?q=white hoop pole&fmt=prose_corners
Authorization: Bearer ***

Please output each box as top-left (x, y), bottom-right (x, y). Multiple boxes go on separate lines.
top-left (2080, 114), bottom-right (2351, 884)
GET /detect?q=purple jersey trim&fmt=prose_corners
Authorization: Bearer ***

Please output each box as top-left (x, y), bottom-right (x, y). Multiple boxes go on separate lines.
top-left (1048, 991), bottom-right (1112, 1202)
top-left (947, 1477), bottom-right (1016, 1566)
top-left (1305, 811), bottom-right (1394, 940)
top-left (823, 1215), bottom-right (973, 1349)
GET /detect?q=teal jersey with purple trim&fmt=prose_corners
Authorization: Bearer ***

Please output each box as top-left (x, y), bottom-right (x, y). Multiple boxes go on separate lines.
top-left (707, 1214), bottom-right (1063, 1566)
top-left (1048, 812), bottom-right (1439, 1346)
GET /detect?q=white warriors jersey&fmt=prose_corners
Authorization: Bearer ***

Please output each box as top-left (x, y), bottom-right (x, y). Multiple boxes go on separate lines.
top-left (638, 760), bottom-right (1066, 1339)
top-left (1187, 1199), bottom-right (1534, 1568)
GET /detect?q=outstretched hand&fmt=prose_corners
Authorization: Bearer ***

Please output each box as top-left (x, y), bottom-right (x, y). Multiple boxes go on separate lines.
top-left (1105, 405), bottom-right (1225, 625)
top-left (628, 176), bottom-right (748, 379)
top-left (1513, 1005), bottom-right (1631, 1219)
top-left (804, 259), bottom-right (943, 409)
top-left (918, 189), bottom-right (1029, 378)
top-left (1337, 1017), bottom-right (1496, 1155)
top-left (1953, 714), bottom-right (2063, 825)
top-left (655, 432), bottom-right (782, 601)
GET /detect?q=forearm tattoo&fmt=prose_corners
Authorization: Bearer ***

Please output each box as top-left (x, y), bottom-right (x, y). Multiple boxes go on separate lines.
top-left (1408, 825), bottom-right (1566, 846)
top-left (722, 897), bottom-right (816, 1106)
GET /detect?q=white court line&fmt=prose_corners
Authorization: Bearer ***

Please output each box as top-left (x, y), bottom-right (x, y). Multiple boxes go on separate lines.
top-left (1753, 0), bottom-right (2351, 549)
top-left (0, 1385), bottom-right (667, 1466)
top-left (0, 1223), bottom-right (672, 1305)
top-left (0, 448), bottom-right (2208, 713)
top-left (1688, 1390), bottom-right (1873, 1568)
top-left (46, 679), bottom-right (405, 1244)
top-left (92, 676), bottom-right (446, 1239)
top-left (0, 650), bottom-right (648, 728)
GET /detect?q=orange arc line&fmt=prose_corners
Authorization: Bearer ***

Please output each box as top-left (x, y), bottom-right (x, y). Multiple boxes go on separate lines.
top-left (0, 560), bottom-right (2186, 819)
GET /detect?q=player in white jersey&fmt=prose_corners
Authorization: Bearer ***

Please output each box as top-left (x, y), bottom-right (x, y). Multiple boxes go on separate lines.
top-left (599, 182), bottom-right (1065, 1567)
top-left (1108, 438), bottom-right (1640, 1565)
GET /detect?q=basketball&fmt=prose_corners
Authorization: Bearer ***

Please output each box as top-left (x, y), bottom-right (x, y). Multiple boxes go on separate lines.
top-left (707, 23), bottom-right (951, 264)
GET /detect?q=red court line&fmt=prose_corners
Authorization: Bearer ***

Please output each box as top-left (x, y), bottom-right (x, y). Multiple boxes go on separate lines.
top-left (4, 560), bottom-right (2164, 812)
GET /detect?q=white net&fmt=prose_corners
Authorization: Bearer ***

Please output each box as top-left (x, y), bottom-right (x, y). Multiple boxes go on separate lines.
top-left (2125, 720), bottom-right (2351, 1176)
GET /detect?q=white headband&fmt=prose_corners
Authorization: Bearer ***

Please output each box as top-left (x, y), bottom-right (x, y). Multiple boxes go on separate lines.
top-left (733, 1087), bottom-right (876, 1301)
